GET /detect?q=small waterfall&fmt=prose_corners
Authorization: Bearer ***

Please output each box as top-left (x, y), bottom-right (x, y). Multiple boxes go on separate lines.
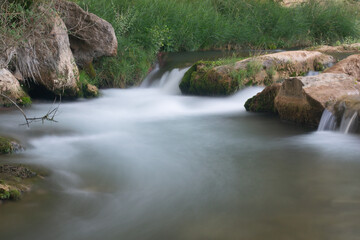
top-left (306, 71), bottom-right (320, 77)
top-left (140, 64), bottom-right (160, 88)
top-left (318, 109), bottom-right (358, 134)
top-left (340, 111), bottom-right (358, 134)
top-left (318, 109), bottom-right (337, 131)
top-left (141, 67), bottom-right (190, 95)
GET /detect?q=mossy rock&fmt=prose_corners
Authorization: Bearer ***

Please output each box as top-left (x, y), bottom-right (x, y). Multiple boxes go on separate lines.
top-left (0, 137), bottom-right (13, 154)
top-left (0, 164), bottom-right (47, 202)
top-left (179, 61), bottom-right (237, 96)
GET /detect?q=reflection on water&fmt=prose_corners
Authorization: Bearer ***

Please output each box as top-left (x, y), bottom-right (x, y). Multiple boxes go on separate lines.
top-left (1, 71), bottom-right (360, 240)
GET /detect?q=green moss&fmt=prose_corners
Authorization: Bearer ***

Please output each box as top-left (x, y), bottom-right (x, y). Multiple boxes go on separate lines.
top-left (180, 61), bottom-right (237, 96)
top-left (19, 96), bottom-right (32, 106)
top-left (314, 61), bottom-right (325, 71)
top-left (9, 189), bottom-right (21, 201)
top-left (0, 137), bottom-right (12, 154)
top-left (0, 188), bottom-right (10, 200)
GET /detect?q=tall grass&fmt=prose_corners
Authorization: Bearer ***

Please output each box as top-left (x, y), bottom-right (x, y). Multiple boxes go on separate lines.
top-left (74, 0), bottom-right (360, 88)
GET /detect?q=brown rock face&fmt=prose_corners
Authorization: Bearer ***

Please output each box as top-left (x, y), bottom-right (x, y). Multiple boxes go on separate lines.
top-left (314, 43), bottom-right (360, 53)
top-left (17, 13), bottom-right (79, 97)
top-left (245, 83), bottom-right (281, 113)
top-left (55, 0), bottom-right (118, 67)
top-left (324, 54), bottom-right (360, 80)
top-left (274, 73), bottom-right (360, 127)
top-left (0, 69), bottom-right (28, 106)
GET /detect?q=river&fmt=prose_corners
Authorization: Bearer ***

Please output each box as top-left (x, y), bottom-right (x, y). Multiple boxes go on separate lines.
top-left (1, 51), bottom-right (360, 240)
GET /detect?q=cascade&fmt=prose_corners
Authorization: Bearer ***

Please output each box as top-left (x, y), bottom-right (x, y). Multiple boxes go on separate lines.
top-left (318, 109), bottom-right (336, 131)
top-left (340, 111), bottom-right (358, 134)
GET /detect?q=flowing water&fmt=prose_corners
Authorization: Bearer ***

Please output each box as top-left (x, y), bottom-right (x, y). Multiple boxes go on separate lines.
top-left (2, 52), bottom-right (360, 240)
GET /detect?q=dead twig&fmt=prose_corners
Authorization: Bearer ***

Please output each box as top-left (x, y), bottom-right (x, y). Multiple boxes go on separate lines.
top-left (0, 92), bottom-right (61, 127)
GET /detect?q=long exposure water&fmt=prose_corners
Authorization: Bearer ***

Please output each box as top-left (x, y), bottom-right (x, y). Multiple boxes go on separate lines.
top-left (1, 52), bottom-right (360, 240)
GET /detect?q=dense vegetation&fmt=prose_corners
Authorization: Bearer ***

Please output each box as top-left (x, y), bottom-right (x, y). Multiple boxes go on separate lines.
top-left (74, 0), bottom-right (360, 88)
top-left (2, 0), bottom-right (360, 88)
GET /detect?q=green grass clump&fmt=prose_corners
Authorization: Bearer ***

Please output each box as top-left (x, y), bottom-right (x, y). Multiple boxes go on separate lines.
top-left (0, 137), bottom-right (13, 154)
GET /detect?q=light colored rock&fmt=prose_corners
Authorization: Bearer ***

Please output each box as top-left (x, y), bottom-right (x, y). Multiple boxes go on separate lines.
top-left (313, 44), bottom-right (360, 53)
top-left (324, 54), bottom-right (360, 80)
top-left (17, 12), bottom-right (79, 97)
top-left (0, 68), bottom-right (28, 106)
top-left (274, 73), bottom-right (360, 126)
top-left (55, 0), bottom-right (118, 67)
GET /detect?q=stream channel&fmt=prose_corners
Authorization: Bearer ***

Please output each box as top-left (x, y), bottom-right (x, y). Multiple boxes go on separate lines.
top-left (1, 51), bottom-right (360, 240)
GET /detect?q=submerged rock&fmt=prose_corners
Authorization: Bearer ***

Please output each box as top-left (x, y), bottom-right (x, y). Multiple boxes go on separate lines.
top-left (180, 51), bottom-right (335, 96)
top-left (0, 69), bottom-right (29, 107)
top-left (55, 0), bottom-right (118, 68)
top-left (0, 164), bottom-right (46, 202)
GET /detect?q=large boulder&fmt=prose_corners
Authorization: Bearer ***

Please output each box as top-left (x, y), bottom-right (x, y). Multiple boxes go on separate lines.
top-left (274, 73), bottom-right (360, 127)
top-left (55, 0), bottom-right (118, 67)
top-left (180, 51), bottom-right (335, 96)
top-left (17, 13), bottom-right (80, 97)
top-left (0, 68), bottom-right (29, 106)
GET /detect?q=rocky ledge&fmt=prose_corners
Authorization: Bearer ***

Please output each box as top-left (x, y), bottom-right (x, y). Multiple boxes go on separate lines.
top-left (246, 54), bottom-right (360, 128)
top-left (179, 50), bottom-right (335, 96)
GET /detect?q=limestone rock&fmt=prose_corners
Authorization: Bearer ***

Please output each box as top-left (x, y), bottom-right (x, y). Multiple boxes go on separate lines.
top-left (55, 0), bottom-right (118, 67)
top-left (180, 51), bottom-right (335, 96)
top-left (274, 73), bottom-right (360, 127)
top-left (313, 43), bottom-right (360, 53)
top-left (324, 54), bottom-right (360, 80)
top-left (17, 13), bottom-right (80, 97)
top-left (0, 68), bottom-right (29, 106)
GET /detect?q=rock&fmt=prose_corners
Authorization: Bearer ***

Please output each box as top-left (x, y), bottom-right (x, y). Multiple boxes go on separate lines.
top-left (83, 83), bottom-right (99, 98)
top-left (313, 43), bottom-right (360, 53)
top-left (245, 83), bottom-right (281, 113)
top-left (0, 68), bottom-right (29, 106)
top-left (55, 0), bottom-right (118, 67)
top-left (179, 62), bottom-right (238, 96)
top-left (180, 51), bottom-right (335, 96)
top-left (0, 164), bottom-right (46, 202)
top-left (324, 54), bottom-right (360, 80)
top-left (0, 136), bottom-right (23, 154)
top-left (332, 95), bottom-right (360, 133)
top-left (17, 12), bottom-right (80, 97)
top-left (274, 73), bottom-right (360, 127)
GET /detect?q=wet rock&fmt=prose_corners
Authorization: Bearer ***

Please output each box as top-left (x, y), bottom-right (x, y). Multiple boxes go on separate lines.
top-left (180, 51), bottom-right (335, 96)
top-left (0, 68), bottom-right (29, 106)
top-left (55, 0), bottom-right (118, 67)
top-left (274, 73), bottom-right (360, 127)
top-left (245, 83), bottom-right (281, 113)
top-left (0, 136), bottom-right (24, 154)
top-left (83, 83), bottom-right (99, 98)
top-left (333, 95), bottom-right (360, 133)
top-left (0, 164), bottom-right (45, 202)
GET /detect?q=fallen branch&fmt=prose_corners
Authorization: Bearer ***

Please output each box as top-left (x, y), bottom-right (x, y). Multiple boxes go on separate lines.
top-left (0, 92), bottom-right (61, 127)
